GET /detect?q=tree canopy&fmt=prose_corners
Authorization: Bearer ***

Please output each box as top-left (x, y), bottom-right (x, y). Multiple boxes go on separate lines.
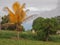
top-left (32, 17), bottom-right (59, 41)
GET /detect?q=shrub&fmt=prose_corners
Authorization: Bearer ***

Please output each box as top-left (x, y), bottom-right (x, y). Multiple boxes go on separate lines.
top-left (36, 30), bottom-right (46, 41)
top-left (19, 32), bottom-right (37, 40)
top-left (0, 31), bottom-right (16, 39)
top-left (49, 35), bottom-right (60, 42)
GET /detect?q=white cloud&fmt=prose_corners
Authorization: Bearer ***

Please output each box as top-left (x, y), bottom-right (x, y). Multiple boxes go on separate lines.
top-left (25, 7), bottom-right (40, 11)
top-left (25, 6), bottom-right (57, 12)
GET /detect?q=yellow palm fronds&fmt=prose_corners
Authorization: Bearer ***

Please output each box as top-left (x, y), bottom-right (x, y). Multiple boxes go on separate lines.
top-left (4, 2), bottom-right (26, 24)
top-left (4, 7), bottom-right (16, 23)
top-left (12, 2), bottom-right (21, 12)
top-left (13, 2), bottom-right (26, 23)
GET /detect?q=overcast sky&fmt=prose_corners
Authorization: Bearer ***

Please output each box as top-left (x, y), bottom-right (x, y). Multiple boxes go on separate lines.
top-left (0, 0), bottom-right (58, 12)
top-left (0, 0), bottom-right (58, 30)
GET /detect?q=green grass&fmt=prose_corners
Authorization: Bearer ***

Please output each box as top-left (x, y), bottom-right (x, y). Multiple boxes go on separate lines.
top-left (0, 30), bottom-right (60, 45)
top-left (0, 39), bottom-right (60, 45)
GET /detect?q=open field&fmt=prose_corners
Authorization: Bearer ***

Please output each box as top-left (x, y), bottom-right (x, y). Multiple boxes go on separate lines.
top-left (0, 30), bottom-right (60, 45)
top-left (0, 39), bottom-right (60, 45)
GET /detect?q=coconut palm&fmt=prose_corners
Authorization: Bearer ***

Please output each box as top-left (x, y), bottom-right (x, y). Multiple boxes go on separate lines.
top-left (3, 2), bottom-right (37, 31)
top-left (3, 2), bottom-right (27, 31)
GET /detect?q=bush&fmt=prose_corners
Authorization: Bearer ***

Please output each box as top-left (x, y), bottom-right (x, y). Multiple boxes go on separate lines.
top-left (19, 32), bottom-right (37, 40)
top-left (36, 30), bottom-right (46, 41)
top-left (0, 31), bottom-right (17, 39)
top-left (49, 35), bottom-right (60, 42)
top-left (0, 30), bottom-right (60, 42)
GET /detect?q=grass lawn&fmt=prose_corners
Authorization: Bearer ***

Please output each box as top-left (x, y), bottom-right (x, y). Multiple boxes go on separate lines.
top-left (0, 30), bottom-right (60, 45)
top-left (0, 39), bottom-right (60, 45)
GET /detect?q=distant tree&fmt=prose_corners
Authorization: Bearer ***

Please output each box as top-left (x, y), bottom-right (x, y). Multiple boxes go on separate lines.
top-left (1, 15), bottom-right (9, 30)
top-left (32, 17), bottom-right (58, 41)
top-left (1, 15), bottom-right (9, 24)
top-left (55, 16), bottom-right (60, 30)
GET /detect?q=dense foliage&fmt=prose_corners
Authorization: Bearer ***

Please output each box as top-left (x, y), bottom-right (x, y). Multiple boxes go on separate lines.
top-left (32, 17), bottom-right (59, 41)
top-left (55, 16), bottom-right (60, 30)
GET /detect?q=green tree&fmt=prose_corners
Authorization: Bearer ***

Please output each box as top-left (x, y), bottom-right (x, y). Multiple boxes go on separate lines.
top-left (1, 15), bottom-right (9, 24)
top-left (55, 16), bottom-right (60, 30)
top-left (32, 17), bottom-right (44, 31)
top-left (32, 17), bottom-right (58, 41)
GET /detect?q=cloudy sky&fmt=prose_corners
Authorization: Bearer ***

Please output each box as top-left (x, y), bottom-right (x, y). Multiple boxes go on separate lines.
top-left (0, 0), bottom-right (58, 30)
top-left (0, 0), bottom-right (58, 14)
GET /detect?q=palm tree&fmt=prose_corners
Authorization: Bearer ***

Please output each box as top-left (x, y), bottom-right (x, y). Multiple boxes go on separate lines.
top-left (3, 2), bottom-right (26, 31)
top-left (3, 2), bottom-right (37, 39)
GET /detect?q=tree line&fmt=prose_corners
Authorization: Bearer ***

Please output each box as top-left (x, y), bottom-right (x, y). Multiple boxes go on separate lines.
top-left (32, 16), bottom-right (60, 41)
